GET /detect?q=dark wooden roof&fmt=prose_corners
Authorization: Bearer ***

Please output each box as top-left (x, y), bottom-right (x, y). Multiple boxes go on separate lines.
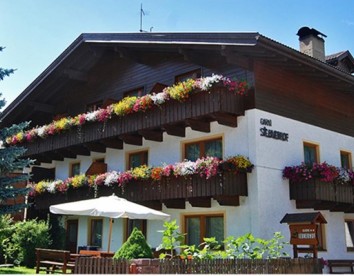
top-left (280, 212), bottom-right (327, 224)
top-left (326, 50), bottom-right (354, 74)
top-left (1, 32), bottom-right (354, 127)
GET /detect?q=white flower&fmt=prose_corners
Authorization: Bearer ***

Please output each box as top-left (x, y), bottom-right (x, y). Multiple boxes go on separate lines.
top-left (104, 171), bottom-right (119, 186)
top-left (85, 110), bottom-right (99, 122)
top-left (37, 126), bottom-right (47, 138)
top-left (47, 181), bottom-right (56, 194)
top-left (151, 92), bottom-right (168, 105)
top-left (175, 161), bottom-right (196, 176)
top-left (338, 168), bottom-right (350, 183)
top-left (197, 74), bottom-right (224, 91)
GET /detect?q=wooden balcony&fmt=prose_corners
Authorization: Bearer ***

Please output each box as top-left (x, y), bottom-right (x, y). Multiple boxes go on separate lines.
top-left (33, 171), bottom-right (248, 210)
top-left (289, 179), bottom-right (354, 213)
top-left (23, 87), bottom-right (245, 163)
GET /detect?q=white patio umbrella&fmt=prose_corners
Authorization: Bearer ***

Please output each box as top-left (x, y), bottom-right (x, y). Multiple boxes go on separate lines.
top-left (50, 194), bottom-right (170, 252)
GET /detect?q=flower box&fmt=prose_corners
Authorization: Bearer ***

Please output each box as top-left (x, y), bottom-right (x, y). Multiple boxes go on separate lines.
top-left (289, 179), bottom-right (354, 211)
top-left (96, 185), bottom-right (123, 198)
top-left (66, 186), bottom-right (95, 203)
top-left (34, 192), bottom-right (67, 210)
top-left (289, 179), bottom-right (336, 202)
top-left (120, 171), bottom-right (248, 204)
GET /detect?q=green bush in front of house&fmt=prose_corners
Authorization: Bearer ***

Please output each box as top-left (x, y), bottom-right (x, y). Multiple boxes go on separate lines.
top-left (11, 219), bottom-right (52, 267)
top-left (113, 227), bottom-right (153, 259)
top-left (157, 220), bottom-right (289, 260)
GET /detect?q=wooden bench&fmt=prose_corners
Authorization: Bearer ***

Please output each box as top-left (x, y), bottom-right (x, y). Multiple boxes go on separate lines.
top-left (35, 248), bottom-right (75, 274)
top-left (327, 259), bottom-right (354, 274)
top-left (79, 250), bottom-right (102, 257)
top-left (78, 250), bottom-right (114, 258)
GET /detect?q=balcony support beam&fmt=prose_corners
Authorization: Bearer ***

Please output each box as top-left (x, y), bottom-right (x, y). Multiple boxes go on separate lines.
top-left (212, 112), bottom-right (238, 127)
top-left (69, 146), bottom-right (91, 156)
top-left (186, 119), bottom-right (210, 133)
top-left (163, 124), bottom-right (185, 137)
top-left (84, 142), bottom-right (107, 153)
top-left (33, 154), bottom-right (53, 164)
top-left (163, 199), bottom-right (185, 209)
top-left (119, 134), bottom-right (143, 146)
top-left (140, 200), bottom-right (163, 211)
top-left (138, 129), bottom-right (163, 142)
top-left (100, 138), bottom-right (124, 150)
top-left (188, 197), bottom-right (211, 207)
top-left (58, 149), bottom-right (77, 159)
top-left (215, 195), bottom-right (240, 206)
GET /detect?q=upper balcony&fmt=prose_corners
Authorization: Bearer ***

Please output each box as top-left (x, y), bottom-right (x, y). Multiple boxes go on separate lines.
top-left (7, 77), bottom-right (249, 164)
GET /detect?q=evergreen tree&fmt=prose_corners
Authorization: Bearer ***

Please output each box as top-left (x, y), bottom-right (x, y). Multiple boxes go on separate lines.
top-left (0, 46), bottom-right (32, 215)
top-left (114, 227), bottom-right (153, 259)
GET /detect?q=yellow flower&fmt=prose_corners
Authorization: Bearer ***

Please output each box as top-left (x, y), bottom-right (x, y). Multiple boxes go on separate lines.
top-left (35, 180), bottom-right (48, 193)
top-left (54, 118), bottom-right (71, 130)
top-left (70, 174), bottom-right (86, 188)
top-left (131, 165), bottom-right (151, 180)
top-left (165, 79), bottom-right (196, 101)
top-left (226, 155), bottom-right (253, 170)
top-left (16, 132), bottom-right (24, 142)
top-left (112, 96), bottom-right (137, 116)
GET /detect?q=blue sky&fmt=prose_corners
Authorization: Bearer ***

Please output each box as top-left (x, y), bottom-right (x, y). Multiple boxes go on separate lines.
top-left (1, 0), bottom-right (354, 107)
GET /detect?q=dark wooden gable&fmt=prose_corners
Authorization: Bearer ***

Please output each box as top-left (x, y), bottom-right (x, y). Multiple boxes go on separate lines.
top-left (280, 212), bottom-right (327, 224)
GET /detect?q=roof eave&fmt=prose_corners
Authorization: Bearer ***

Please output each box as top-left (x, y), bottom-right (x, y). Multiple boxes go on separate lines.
top-left (0, 34), bottom-right (86, 122)
top-left (256, 35), bottom-right (354, 85)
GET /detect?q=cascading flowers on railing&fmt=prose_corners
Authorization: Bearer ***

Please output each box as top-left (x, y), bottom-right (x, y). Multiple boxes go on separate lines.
top-left (283, 162), bottom-right (354, 185)
top-left (30, 155), bottom-right (253, 196)
top-left (6, 74), bottom-right (249, 145)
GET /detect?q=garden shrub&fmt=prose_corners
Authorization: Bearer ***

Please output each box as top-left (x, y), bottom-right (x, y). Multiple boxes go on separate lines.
top-left (113, 227), bottom-right (153, 259)
top-left (0, 214), bottom-right (15, 264)
top-left (48, 215), bottom-right (66, 250)
top-left (157, 221), bottom-right (289, 260)
top-left (12, 219), bottom-right (52, 267)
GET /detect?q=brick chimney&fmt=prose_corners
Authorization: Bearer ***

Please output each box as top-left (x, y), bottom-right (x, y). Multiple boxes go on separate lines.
top-left (297, 27), bottom-right (327, 61)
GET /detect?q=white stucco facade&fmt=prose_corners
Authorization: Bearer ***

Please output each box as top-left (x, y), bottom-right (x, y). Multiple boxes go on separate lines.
top-left (49, 108), bottom-right (354, 260)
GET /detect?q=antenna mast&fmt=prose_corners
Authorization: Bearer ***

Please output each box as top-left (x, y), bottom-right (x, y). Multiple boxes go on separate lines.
top-left (139, 3), bottom-right (145, 32)
top-left (139, 3), bottom-right (153, 32)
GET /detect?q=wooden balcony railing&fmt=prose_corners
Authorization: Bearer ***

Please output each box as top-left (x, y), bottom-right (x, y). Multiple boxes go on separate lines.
top-left (289, 179), bottom-right (354, 212)
top-left (33, 171), bottom-right (248, 210)
top-left (23, 87), bottom-right (245, 161)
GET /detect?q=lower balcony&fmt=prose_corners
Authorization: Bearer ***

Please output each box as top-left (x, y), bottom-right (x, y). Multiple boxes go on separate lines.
top-left (289, 179), bottom-right (354, 212)
top-left (33, 171), bottom-right (248, 210)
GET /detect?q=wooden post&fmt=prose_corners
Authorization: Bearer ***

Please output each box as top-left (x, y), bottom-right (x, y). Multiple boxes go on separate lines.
top-left (107, 218), bottom-right (113, 253)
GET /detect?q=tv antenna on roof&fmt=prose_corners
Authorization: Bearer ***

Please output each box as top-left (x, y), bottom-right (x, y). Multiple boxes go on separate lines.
top-left (139, 3), bottom-right (153, 32)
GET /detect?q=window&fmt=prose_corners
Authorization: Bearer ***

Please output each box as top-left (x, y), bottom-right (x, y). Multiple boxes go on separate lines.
top-left (303, 142), bottom-right (319, 164)
top-left (89, 219), bottom-right (103, 248)
top-left (70, 162), bottom-right (80, 177)
top-left (317, 223), bottom-right (326, 251)
top-left (125, 219), bottom-right (147, 241)
top-left (184, 214), bottom-right (224, 247)
top-left (184, 137), bottom-right (222, 161)
top-left (124, 87), bottom-right (145, 98)
top-left (86, 101), bottom-right (102, 112)
top-left (127, 150), bottom-right (148, 169)
top-left (340, 151), bottom-right (352, 170)
top-left (175, 69), bottom-right (201, 83)
top-left (345, 220), bottom-right (354, 251)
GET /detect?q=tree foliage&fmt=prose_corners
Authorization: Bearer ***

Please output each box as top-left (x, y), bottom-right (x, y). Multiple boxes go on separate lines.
top-left (114, 227), bottom-right (153, 259)
top-left (0, 46), bottom-right (32, 215)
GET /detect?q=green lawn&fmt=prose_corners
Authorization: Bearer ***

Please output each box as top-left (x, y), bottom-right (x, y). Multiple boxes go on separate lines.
top-left (0, 266), bottom-right (36, 274)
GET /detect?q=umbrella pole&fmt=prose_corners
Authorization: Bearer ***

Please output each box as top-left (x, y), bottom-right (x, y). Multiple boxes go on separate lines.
top-left (107, 218), bottom-right (113, 253)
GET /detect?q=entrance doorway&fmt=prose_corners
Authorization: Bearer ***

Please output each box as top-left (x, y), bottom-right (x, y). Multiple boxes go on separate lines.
top-left (66, 220), bottom-right (78, 253)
